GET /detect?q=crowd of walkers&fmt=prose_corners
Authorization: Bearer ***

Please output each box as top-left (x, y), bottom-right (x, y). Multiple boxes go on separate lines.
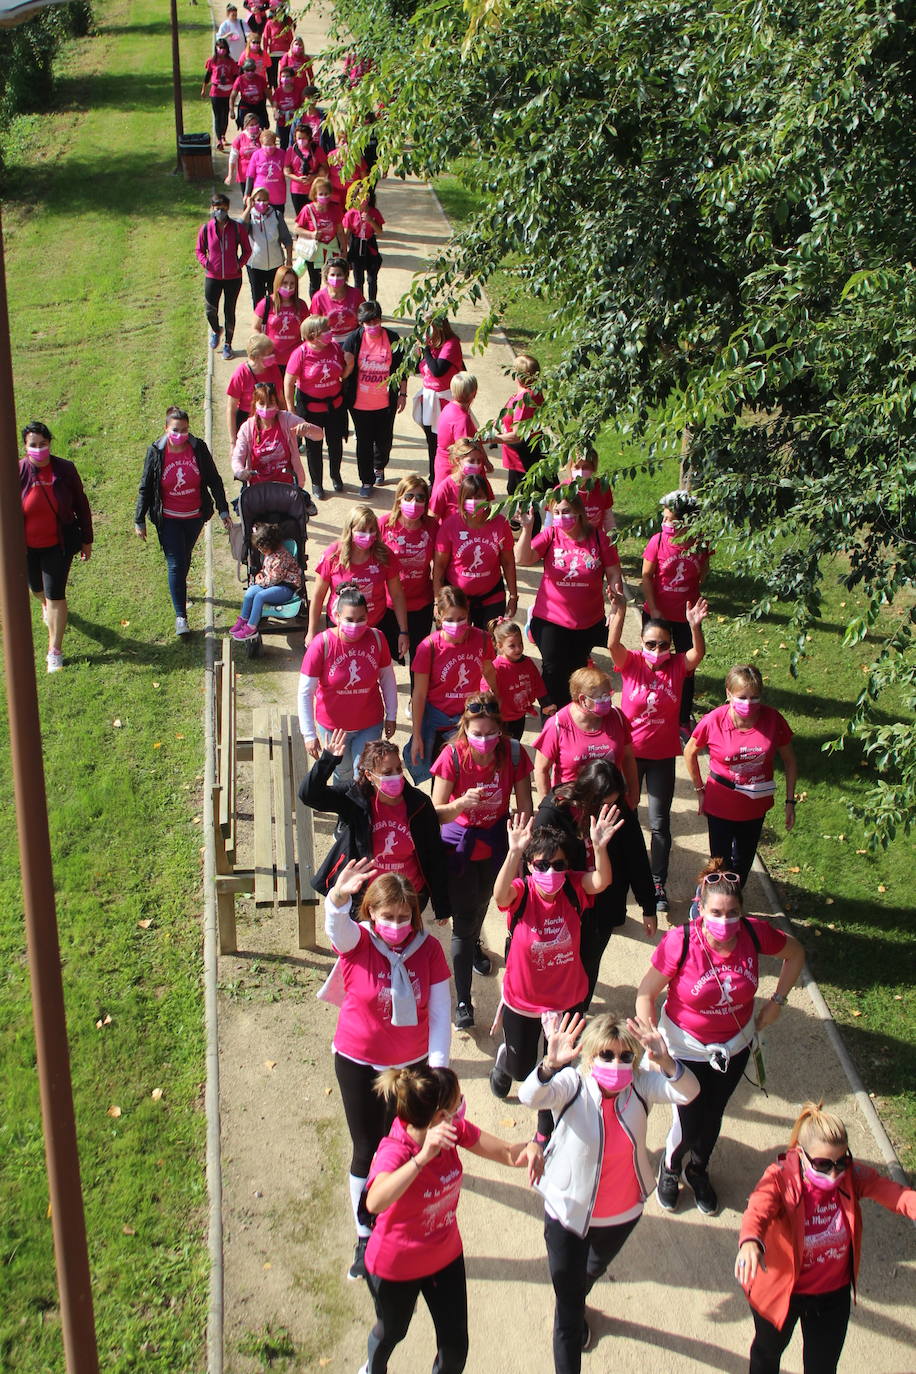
top-left (19, 5), bottom-right (913, 1372)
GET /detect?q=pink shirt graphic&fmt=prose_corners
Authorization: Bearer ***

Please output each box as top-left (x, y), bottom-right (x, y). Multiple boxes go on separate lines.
top-left (435, 513), bottom-right (513, 599)
top-left (794, 1184), bottom-right (851, 1295)
top-left (411, 627), bottom-right (495, 715)
top-left (691, 703), bottom-right (793, 822)
top-left (286, 342), bottom-right (345, 399)
top-left (331, 926), bottom-right (450, 1068)
top-left (380, 515), bottom-right (438, 611)
top-left (531, 525), bottom-right (619, 629)
top-left (353, 331), bottom-right (392, 410)
top-left (301, 627), bottom-right (392, 731)
top-left (247, 145), bottom-right (287, 201)
top-left (226, 360), bottom-right (285, 412)
top-left (315, 543), bottom-right (398, 628)
top-left (618, 649), bottom-right (688, 759)
top-left (370, 797), bottom-right (424, 892)
top-left (309, 285), bottom-right (366, 342)
top-left (430, 741), bottom-right (533, 832)
top-left (253, 297), bottom-right (309, 367)
top-left (500, 874), bottom-right (590, 1014)
top-left (485, 654), bottom-right (547, 723)
top-left (651, 917), bottom-right (787, 1043)
top-left (160, 445), bottom-right (202, 519)
top-left (533, 704), bottom-right (631, 788)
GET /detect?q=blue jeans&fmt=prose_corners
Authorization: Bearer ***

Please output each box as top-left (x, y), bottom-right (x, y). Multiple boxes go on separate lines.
top-left (240, 583), bottom-right (296, 627)
top-left (318, 722), bottom-right (383, 786)
top-left (403, 704), bottom-right (460, 786)
top-left (156, 517), bottom-right (205, 616)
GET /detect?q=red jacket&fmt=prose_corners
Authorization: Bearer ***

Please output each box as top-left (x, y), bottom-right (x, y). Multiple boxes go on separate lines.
top-left (739, 1146), bottom-right (916, 1328)
top-left (195, 218), bottom-right (252, 280)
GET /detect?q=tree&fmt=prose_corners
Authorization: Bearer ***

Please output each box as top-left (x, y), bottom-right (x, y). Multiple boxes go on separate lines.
top-left (332, 0), bottom-right (916, 841)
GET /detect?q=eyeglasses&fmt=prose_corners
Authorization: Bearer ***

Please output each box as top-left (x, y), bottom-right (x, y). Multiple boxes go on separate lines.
top-left (531, 859), bottom-right (568, 873)
top-left (596, 1049), bottom-right (635, 1064)
top-left (465, 699), bottom-right (501, 716)
top-left (701, 872), bottom-right (741, 886)
top-left (643, 640), bottom-right (671, 650)
top-left (804, 1149), bottom-right (851, 1175)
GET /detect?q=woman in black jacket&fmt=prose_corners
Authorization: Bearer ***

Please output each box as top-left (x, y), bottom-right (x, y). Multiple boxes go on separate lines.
top-left (341, 302), bottom-right (408, 497)
top-left (535, 758), bottom-right (657, 1010)
top-left (134, 406), bottom-right (232, 636)
top-left (301, 730), bottom-right (451, 922)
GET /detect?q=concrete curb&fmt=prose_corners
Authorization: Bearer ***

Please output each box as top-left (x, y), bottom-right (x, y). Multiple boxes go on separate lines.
top-left (751, 852), bottom-right (910, 1187)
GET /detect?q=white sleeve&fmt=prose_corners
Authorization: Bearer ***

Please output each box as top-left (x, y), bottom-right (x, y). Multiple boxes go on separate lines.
top-left (324, 892), bottom-right (360, 954)
top-left (380, 663), bottom-right (397, 720)
top-left (427, 979), bottom-right (452, 1067)
top-left (298, 674), bottom-right (319, 739)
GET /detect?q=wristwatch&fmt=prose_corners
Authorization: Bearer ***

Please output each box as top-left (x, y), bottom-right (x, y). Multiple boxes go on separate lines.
top-left (770, 993), bottom-right (788, 1006)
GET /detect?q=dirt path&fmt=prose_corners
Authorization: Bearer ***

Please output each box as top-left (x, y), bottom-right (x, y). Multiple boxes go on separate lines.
top-left (206, 7), bottom-right (915, 1369)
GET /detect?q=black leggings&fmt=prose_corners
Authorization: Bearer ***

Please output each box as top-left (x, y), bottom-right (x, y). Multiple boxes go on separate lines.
top-left (422, 424), bottom-right (438, 483)
top-left (665, 1046), bottom-right (750, 1173)
top-left (380, 603), bottom-right (433, 667)
top-left (334, 1053), bottom-right (400, 1178)
top-left (246, 264), bottom-right (278, 310)
top-left (351, 254), bottom-right (380, 300)
top-left (499, 1007), bottom-right (555, 1139)
top-left (545, 1213), bottom-right (641, 1374)
top-left (26, 544), bottom-right (73, 600)
top-left (203, 276), bottom-right (243, 343)
top-left (366, 1252), bottom-right (468, 1374)
top-left (294, 391), bottom-right (345, 487)
top-left (352, 405), bottom-right (395, 485)
top-left (749, 1285), bottom-right (850, 1374)
top-left (210, 95), bottom-right (230, 142)
top-left (447, 851), bottom-right (503, 1006)
top-left (467, 587), bottom-right (506, 630)
top-left (705, 812), bottom-right (765, 889)
top-left (529, 615), bottom-right (607, 708)
top-left (576, 883), bottom-right (628, 1012)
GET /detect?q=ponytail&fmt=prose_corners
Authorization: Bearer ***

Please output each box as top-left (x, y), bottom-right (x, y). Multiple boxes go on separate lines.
top-left (789, 1101), bottom-right (847, 1152)
top-left (374, 1064), bottom-right (459, 1128)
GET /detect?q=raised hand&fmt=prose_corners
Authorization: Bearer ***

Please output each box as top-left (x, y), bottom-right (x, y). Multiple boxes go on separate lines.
top-left (416, 1119), bottom-right (457, 1165)
top-left (506, 811), bottom-right (534, 854)
top-left (686, 597), bottom-right (708, 628)
top-left (327, 727), bottom-right (348, 758)
top-left (590, 803), bottom-right (624, 849)
top-left (544, 1011), bottom-right (586, 1070)
top-left (333, 857), bottom-right (379, 901)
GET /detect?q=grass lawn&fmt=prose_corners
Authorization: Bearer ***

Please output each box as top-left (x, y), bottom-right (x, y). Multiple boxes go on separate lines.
top-left (437, 169), bottom-right (916, 1171)
top-left (0, 0), bottom-right (223, 1367)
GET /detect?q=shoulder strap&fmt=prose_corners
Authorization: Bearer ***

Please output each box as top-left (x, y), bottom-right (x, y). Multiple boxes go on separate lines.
top-left (561, 875), bottom-right (582, 916)
top-left (676, 921), bottom-right (691, 972)
top-left (552, 1075), bottom-right (582, 1129)
top-left (509, 737), bottom-right (521, 767)
top-left (741, 915), bottom-right (761, 953)
top-left (507, 882), bottom-right (528, 939)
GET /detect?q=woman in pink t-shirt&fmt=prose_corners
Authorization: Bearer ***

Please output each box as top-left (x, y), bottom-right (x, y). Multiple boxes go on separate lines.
top-left (283, 124), bottom-right (326, 216)
top-left (341, 301), bottom-right (407, 497)
top-left (306, 505), bottom-right (408, 654)
top-left (319, 861), bottom-right (453, 1282)
top-left (683, 663), bottom-right (798, 889)
top-left (299, 583), bottom-right (397, 785)
top-left (516, 492), bottom-right (623, 708)
top-left (641, 490), bottom-right (713, 728)
top-left (548, 448), bottom-right (615, 532)
top-left (363, 1063), bottom-right (538, 1366)
top-left (415, 317), bottom-right (465, 481)
top-left (342, 191), bottom-right (384, 300)
top-left (499, 353), bottom-right (544, 495)
top-left (225, 331), bottom-right (286, 443)
top-left (532, 664), bottom-right (639, 808)
top-left (430, 693), bottom-right (533, 1029)
top-left (253, 265), bottom-right (309, 368)
top-left (284, 314), bottom-right (347, 498)
top-left (736, 1101), bottom-right (916, 1374)
top-left (230, 380), bottom-right (318, 487)
top-left (429, 437), bottom-right (494, 522)
top-left (608, 592), bottom-right (708, 915)
top-left (636, 861), bottom-right (804, 1216)
top-left (293, 175), bottom-right (346, 297)
top-left (200, 38), bottom-right (238, 152)
top-left (432, 372), bottom-right (480, 486)
top-left (309, 256), bottom-right (365, 344)
top-left (519, 1011), bottom-right (699, 1372)
top-left (433, 474), bottom-right (518, 629)
top-left (379, 476), bottom-right (437, 666)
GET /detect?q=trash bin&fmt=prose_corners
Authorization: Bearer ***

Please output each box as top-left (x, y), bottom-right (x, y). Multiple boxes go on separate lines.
top-left (179, 132), bottom-right (213, 182)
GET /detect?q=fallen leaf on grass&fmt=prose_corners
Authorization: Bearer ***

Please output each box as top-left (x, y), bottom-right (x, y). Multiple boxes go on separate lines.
top-left (175, 733), bottom-right (185, 740)
top-left (788, 866), bottom-right (801, 874)
top-left (852, 1010), bottom-right (863, 1018)
top-left (122, 1225), bottom-right (136, 1236)
top-left (137, 919), bottom-right (153, 929)
top-left (152, 681), bottom-right (160, 689)
top-left (95, 1014), bottom-right (113, 1029)
top-left (877, 884), bottom-right (887, 893)
top-left (107, 1106), bottom-right (122, 1119)
top-left (153, 742), bottom-right (162, 749)
top-left (264, 1060), bottom-right (277, 1071)
top-left (112, 719), bottom-right (122, 729)
top-left (856, 849), bottom-right (867, 855)
top-left (120, 620), bottom-right (130, 627)
top-left (151, 1088), bottom-right (163, 1101)
top-left (894, 995), bottom-right (903, 1001)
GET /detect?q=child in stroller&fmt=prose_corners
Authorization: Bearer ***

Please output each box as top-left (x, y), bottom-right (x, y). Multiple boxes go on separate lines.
top-left (231, 521), bottom-right (304, 639)
top-left (230, 480), bottom-right (311, 649)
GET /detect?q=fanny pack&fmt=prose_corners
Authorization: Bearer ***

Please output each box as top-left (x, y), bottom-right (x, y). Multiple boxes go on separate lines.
top-left (709, 770), bottom-right (776, 799)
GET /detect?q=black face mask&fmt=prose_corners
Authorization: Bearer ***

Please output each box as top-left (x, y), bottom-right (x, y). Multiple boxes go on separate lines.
top-left (212, 208), bottom-right (229, 221)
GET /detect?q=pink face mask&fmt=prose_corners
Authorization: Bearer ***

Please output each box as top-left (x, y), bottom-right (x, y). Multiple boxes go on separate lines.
top-left (661, 521), bottom-right (677, 533)
top-left (462, 462), bottom-right (482, 475)
top-left (373, 920), bottom-right (411, 947)
top-left (260, 354), bottom-right (276, 367)
top-left (591, 1062), bottom-right (633, 1093)
top-left (339, 619), bottom-right (367, 640)
top-left (352, 530), bottom-right (375, 549)
top-left (557, 512), bottom-right (578, 530)
top-left (26, 443), bottom-right (50, 463)
top-left (167, 430), bottom-right (187, 446)
top-left (804, 1164), bottom-right (842, 1193)
top-left (571, 468), bottom-right (591, 481)
top-left (256, 405), bottom-right (277, 420)
top-left (730, 697), bottom-right (760, 718)
top-left (327, 276), bottom-right (345, 289)
top-left (467, 732), bottom-right (499, 754)
top-left (364, 324), bottom-right (383, 336)
top-left (253, 201), bottom-right (270, 214)
top-left (464, 499), bottom-right (484, 515)
top-left (278, 286), bottom-right (295, 299)
top-left (586, 695), bottom-right (612, 716)
top-left (704, 915), bottom-right (740, 942)
top-left (376, 773), bottom-right (405, 797)
top-left (643, 648), bottom-right (670, 665)
top-left (440, 619), bottom-right (467, 638)
top-left (400, 499), bottom-right (424, 519)
top-left (531, 868), bottom-right (566, 896)
top-left (316, 195), bottom-right (330, 206)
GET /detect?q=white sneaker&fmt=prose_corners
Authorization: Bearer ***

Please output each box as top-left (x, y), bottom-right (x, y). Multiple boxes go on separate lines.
top-left (46, 649), bottom-right (63, 673)
top-left (175, 616), bottom-right (190, 636)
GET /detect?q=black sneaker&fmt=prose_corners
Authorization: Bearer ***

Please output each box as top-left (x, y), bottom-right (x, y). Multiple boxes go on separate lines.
top-left (473, 941), bottom-right (492, 975)
top-left (454, 1001), bottom-right (474, 1030)
top-left (657, 1161), bottom-right (680, 1211)
top-left (654, 883), bottom-right (669, 916)
top-left (489, 1064), bottom-right (512, 1098)
top-left (685, 1162), bottom-right (718, 1215)
top-left (348, 1235), bottom-right (368, 1281)
top-left (358, 483), bottom-right (374, 499)
top-left (311, 484), bottom-right (325, 501)
top-left (332, 478), bottom-right (344, 493)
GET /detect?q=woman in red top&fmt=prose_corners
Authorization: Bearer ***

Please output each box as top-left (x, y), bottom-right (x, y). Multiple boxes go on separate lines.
top-left (293, 175), bottom-right (346, 297)
top-left (262, 6), bottom-right (293, 87)
top-left (415, 317), bottom-right (465, 481)
top-left (284, 314), bottom-right (347, 498)
top-left (200, 37), bottom-right (238, 152)
top-left (283, 123), bottom-right (327, 216)
top-left (269, 64), bottom-right (299, 148)
top-left (736, 1101), bottom-right (916, 1374)
top-left (550, 447), bottom-right (615, 532)
top-left (433, 474), bottom-right (518, 628)
top-left (253, 264), bottom-right (309, 369)
top-left (229, 58), bottom-right (269, 130)
top-left (684, 664), bottom-right (798, 889)
top-left (230, 381), bottom-right (318, 486)
top-left (641, 489), bottom-right (712, 729)
top-left (307, 505), bottom-right (408, 653)
top-left (379, 475), bottom-right (437, 664)
top-left (20, 420), bottom-right (93, 673)
top-left (225, 332), bottom-right (285, 443)
top-left (310, 256), bottom-right (365, 344)
top-left (430, 693), bottom-right (533, 1029)
top-left (363, 1063), bottom-right (537, 1371)
top-left (499, 352), bottom-right (544, 496)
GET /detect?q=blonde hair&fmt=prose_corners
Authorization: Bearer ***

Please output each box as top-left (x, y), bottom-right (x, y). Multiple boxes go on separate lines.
top-left (512, 352), bottom-right (540, 383)
top-left (309, 175), bottom-right (333, 200)
top-left (246, 332), bottom-right (275, 361)
top-left (301, 315), bottom-right (329, 342)
top-left (358, 872), bottom-right (422, 934)
top-left (452, 692), bottom-right (507, 766)
top-left (450, 371), bottom-right (478, 404)
top-left (374, 1065), bottom-right (460, 1126)
top-left (726, 664), bottom-right (764, 697)
top-left (569, 665), bottom-right (611, 700)
top-left (339, 504), bottom-right (387, 567)
top-left (579, 1014), bottom-right (642, 1071)
top-left (449, 437), bottom-right (488, 478)
top-left (391, 474), bottom-right (430, 524)
top-left (790, 1101), bottom-right (848, 1153)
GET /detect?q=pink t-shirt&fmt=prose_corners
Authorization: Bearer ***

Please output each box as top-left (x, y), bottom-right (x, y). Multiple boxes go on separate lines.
top-left (593, 1097), bottom-right (642, 1220)
top-left (651, 917), bottom-right (787, 1042)
top-left (435, 513), bottom-right (513, 599)
top-left (429, 474), bottom-right (493, 522)
top-left (246, 419), bottom-right (296, 484)
top-left (794, 1182), bottom-right (851, 1295)
top-left (272, 84), bottom-right (300, 126)
top-left (232, 71), bottom-right (268, 108)
top-left (301, 627), bottom-right (391, 731)
top-left (285, 342), bottom-right (345, 399)
top-left (331, 926), bottom-right (451, 1068)
top-left (411, 628), bottom-right (495, 716)
top-left (485, 654), bottom-right (547, 722)
top-left (254, 296), bottom-right (309, 367)
top-left (370, 797), bottom-right (425, 892)
top-left (418, 336), bottom-right (464, 394)
top-left (559, 478), bottom-right (614, 529)
top-left (531, 525), bottom-right (619, 629)
top-left (500, 874), bottom-right (590, 1014)
top-left (642, 527), bottom-right (711, 623)
top-left (231, 130), bottom-right (262, 182)
top-left (342, 206), bottom-right (384, 242)
top-left (160, 444), bottom-right (202, 519)
top-left (205, 55), bottom-right (238, 95)
top-left (380, 515), bottom-right (437, 611)
top-left (365, 1114), bottom-right (480, 1282)
top-left (618, 649), bottom-right (689, 759)
top-left (692, 703), bottom-right (793, 822)
top-left (295, 198), bottom-right (344, 244)
top-left (433, 402), bottom-right (476, 484)
top-left (315, 543), bottom-right (398, 628)
top-left (309, 285), bottom-right (365, 342)
top-left (500, 387), bottom-right (543, 472)
top-left (430, 739), bottom-right (533, 832)
top-left (284, 141), bottom-right (326, 196)
top-left (247, 146), bottom-right (287, 201)
top-left (226, 360), bottom-right (286, 412)
top-left (533, 704), bottom-right (632, 788)
top-left (352, 330), bottom-right (392, 410)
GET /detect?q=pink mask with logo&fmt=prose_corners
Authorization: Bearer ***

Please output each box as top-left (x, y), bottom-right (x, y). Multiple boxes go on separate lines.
top-left (352, 530), bottom-right (375, 549)
top-left (557, 512), bottom-right (577, 530)
top-left (586, 695), bottom-right (612, 716)
top-left (256, 405), bottom-right (277, 420)
top-left (339, 620), bottom-right (367, 641)
top-left (167, 431), bottom-right (187, 446)
top-left (440, 619), bottom-right (467, 638)
top-left (376, 774), bottom-right (405, 797)
top-left (643, 648), bottom-right (670, 665)
top-left (591, 1062), bottom-right (633, 1093)
top-left (467, 733), bottom-right (499, 754)
top-left (531, 868), bottom-right (566, 896)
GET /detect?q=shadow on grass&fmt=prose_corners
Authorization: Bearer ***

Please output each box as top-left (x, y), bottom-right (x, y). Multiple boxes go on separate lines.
top-left (97, 19), bottom-right (213, 38)
top-left (55, 69), bottom-right (212, 115)
top-left (68, 610), bottom-right (205, 668)
top-left (3, 146), bottom-right (221, 214)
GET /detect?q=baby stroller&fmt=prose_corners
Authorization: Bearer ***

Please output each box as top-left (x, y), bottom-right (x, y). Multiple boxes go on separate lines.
top-left (230, 481), bottom-right (311, 658)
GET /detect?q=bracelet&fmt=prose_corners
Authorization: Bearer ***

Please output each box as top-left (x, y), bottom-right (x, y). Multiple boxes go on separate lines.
top-left (531, 1131), bottom-right (549, 1146)
top-left (694, 784), bottom-right (705, 793)
top-left (398, 626), bottom-right (408, 635)
top-left (770, 993), bottom-right (788, 1006)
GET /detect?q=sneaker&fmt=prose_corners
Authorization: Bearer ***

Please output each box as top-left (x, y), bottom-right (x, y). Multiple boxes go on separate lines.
top-left (233, 622), bottom-right (259, 640)
top-left (228, 616), bottom-right (247, 635)
top-left (454, 1001), bottom-right (474, 1030)
top-left (582, 1320), bottom-right (594, 1352)
top-left (654, 883), bottom-right (669, 916)
top-left (685, 1162), bottom-right (718, 1215)
top-left (348, 1235), bottom-right (368, 1281)
top-left (489, 1064), bottom-right (512, 1099)
top-left (209, 329), bottom-right (221, 349)
top-left (656, 1161), bottom-right (680, 1211)
top-left (175, 615), bottom-right (190, 636)
top-left (46, 648), bottom-right (63, 673)
top-left (312, 484), bottom-right (325, 500)
top-left (473, 941), bottom-right (492, 975)
top-left (221, 342), bottom-right (233, 360)
top-left (373, 469), bottom-right (385, 485)
top-left (358, 483), bottom-right (373, 499)
top-left (332, 479), bottom-right (344, 493)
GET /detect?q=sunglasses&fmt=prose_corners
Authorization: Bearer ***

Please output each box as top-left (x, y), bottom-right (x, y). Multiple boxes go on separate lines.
top-left (702, 871), bottom-right (741, 886)
top-left (531, 859), bottom-right (568, 873)
top-left (596, 1049), bottom-right (635, 1064)
top-left (804, 1149), bottom-right (851, 1175)
top-left (465, 699), bottom-right (500, 716)
top-left (643, 639), bottom-right (671, 650)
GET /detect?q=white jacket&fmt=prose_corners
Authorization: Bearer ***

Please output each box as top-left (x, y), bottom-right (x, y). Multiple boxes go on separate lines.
top-left (519, 1062), bottom-right (699, 1237)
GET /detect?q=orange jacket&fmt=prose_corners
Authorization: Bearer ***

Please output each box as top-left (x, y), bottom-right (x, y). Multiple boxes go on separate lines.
top-left (739, 1146), bottom-right (916, 1328)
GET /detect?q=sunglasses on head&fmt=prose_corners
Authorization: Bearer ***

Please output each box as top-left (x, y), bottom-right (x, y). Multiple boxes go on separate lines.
top-left (702, 871), bottom-right (741, 886)
top-left (531, 859), bottom-right (568, 873)
top-left (804, 1149), bottom-right (851, 1175)
top-left (596, 1048), bottom-right (635, 1064)
top-left (465, 699), bottom-right (500, 716)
